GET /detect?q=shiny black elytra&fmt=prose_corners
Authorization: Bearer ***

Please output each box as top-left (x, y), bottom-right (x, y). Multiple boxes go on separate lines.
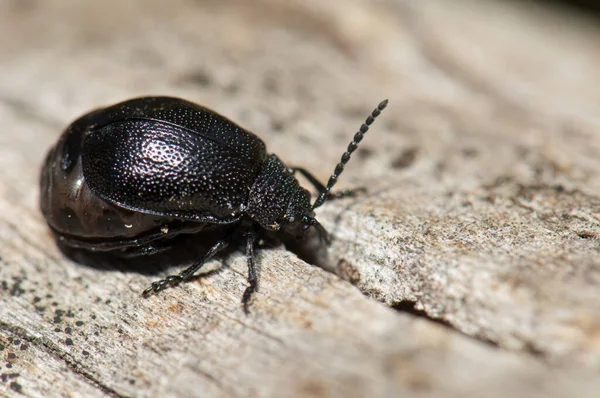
top-left (40, 96), bottom-right (388, 312)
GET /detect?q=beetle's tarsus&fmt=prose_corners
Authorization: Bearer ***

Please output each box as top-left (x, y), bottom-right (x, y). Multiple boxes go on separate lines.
top-left (142, 286), bottom-right (154, 296)
top-left (142, 276), bottom-right (182, 296)
top-left (242, 283), bottom-right (256, 315)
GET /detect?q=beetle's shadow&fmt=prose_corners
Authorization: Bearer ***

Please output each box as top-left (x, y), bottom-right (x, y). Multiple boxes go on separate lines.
top-left (57, 233), bottom-right (239, 278)
top-left (56, 231), bottom-right (290, 281)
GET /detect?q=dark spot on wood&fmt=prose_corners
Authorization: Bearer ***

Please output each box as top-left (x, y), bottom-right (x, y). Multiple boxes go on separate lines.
top-left (336, 259), bottom-right (361, 285)
top-left (65, 327), bottom-right (72, 335)
top-left (392, 147), bottom-right (419, 169)
top-left (19, 344), bottom-right (28, 351)
top-left (7, 352), bottom-right (16, 359)
top-left (65, 338), bottom-right (74, 346)
top-left (76, 321), bottom-right (84, 327)
top-left (406, 372), bottom-right (433, 392)
top-left (178, 70), bottom-right (212, 87)
top-left (356, 146), bottom-right (373, 160)
top-left (225, 81), bottom-right (240, 94)
top-left (82, 350), bottom-right (90, 357)
top-left (270, 119), bottom-right (285, 133)
top-left (434, 161), bottom-right (446, 177)
top-left (10, 381), bottom-right (22, 393)
top-left (7, 0), bottom-right (37, 14)
top-left (53, 309), bottom-right (65, 323)
top-left (576, 231), bottom-right (595, 239)
top-left (461, 147), bottom-right (478, 158)
top-left (340, 105), bottom-right (367, 118)
top-left (523, 341), bottom-right (546, 357)
top-left (263, 75), bottom-right (279, 94)
top-left (299, 379), bottom-right (328, 397)
top-left (9, 279), bottom-right (25, 296)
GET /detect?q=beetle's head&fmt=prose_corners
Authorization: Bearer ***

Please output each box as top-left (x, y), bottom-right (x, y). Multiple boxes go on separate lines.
top-left (279, 200), bottom-right (328, 242)
top-left (255, 182), bottom-right (322, 239)
top-left (249, 155), bottom-right (327, 241)
top-left (284, 215), bottom-right (329, 244)
top-left (277, 211), bottom-right (330, 269)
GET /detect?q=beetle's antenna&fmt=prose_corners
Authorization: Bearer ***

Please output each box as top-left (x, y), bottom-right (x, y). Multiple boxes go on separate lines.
top-left (312, 99), bottom-right (388, 210)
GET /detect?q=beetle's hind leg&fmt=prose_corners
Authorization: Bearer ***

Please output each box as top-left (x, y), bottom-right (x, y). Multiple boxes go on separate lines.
top-left (241, 228), bottom-right (257, 314)
top-left (290, 167), bottom-right (366, 201)
top-left (142, 236), bottom-right (232, 295)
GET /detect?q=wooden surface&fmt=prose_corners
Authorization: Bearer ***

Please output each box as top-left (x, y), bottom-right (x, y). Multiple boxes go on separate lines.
top-left (1, 0), bottom-right (600, 397)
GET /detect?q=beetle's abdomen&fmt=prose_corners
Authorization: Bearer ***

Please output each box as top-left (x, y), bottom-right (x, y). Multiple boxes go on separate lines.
top-left (82, 119), bottom-right (265, 221)
top-left (40, 128), bottom-right (169, 239)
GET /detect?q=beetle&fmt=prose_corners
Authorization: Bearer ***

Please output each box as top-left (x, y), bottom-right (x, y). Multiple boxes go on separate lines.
top-left (40, 96), bottom-right (387, 312)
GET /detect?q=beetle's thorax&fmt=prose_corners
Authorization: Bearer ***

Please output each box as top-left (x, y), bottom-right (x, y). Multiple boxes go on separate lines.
top-left (247, 154), bottom-right (315, 234)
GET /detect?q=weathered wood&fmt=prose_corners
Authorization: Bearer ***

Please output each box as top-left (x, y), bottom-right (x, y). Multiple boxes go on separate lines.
top-left (1, 0), bottom-right (600, 396)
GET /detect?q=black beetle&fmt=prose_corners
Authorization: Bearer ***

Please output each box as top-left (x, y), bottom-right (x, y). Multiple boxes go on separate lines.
top-left (40, 96), bottom-right (387, 312)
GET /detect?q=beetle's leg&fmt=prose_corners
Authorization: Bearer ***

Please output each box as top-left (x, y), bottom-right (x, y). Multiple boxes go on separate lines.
top-left (56, 228), bottom-right (175, 252)
top-left (142, 236), bottom-right (232, 295)
top-left (241, 228), bottom-right (257, 314)
top-left (290, 167), bottom-right (366, 200)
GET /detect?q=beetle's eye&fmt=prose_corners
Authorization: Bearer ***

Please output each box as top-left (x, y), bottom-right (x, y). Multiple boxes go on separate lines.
top-left (302, 216), bottom-right (311, 230)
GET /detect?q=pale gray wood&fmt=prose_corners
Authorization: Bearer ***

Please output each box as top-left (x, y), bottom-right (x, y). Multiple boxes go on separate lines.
top-left (1, 0), bottom-right (599, 397)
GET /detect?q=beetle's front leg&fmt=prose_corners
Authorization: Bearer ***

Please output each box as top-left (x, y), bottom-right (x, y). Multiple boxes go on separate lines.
top-left (241, 228), bottom-right (257, 314)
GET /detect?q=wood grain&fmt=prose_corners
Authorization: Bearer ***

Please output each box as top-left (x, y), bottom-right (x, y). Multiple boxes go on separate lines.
top-left (1, 0), bottom-right (599, 396)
